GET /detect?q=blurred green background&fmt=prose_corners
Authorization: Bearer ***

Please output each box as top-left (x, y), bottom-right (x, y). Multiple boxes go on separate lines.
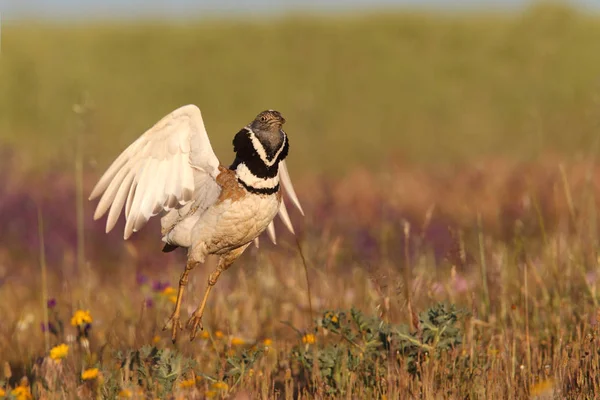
top-left (1, 4), bottom-right (600, 175)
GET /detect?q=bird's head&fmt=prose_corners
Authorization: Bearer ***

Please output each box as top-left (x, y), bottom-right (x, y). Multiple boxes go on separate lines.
top-left (251, 110), bottom-right (286, 133)
top-left (250, 110), bottom-right (286, 153)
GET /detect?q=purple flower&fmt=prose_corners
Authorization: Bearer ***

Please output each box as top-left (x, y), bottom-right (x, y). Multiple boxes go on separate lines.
top-left (136, 272), bottom-right (148, 286)
top-left (47, 298), bottom-right (56, 309)
top-left (144, 298), bottom-right (154, 308)
top-left (83, 323), bottom-right (92, 337)
top-left (41, 322), bottom-right (57, 334)
top-left (151, 280), bottom-right (169, 292)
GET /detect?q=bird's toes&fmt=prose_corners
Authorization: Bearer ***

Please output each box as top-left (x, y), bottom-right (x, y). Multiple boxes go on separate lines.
top-left (162, 320), bottom-right (170, 331)
top-left (162, 316), bottom-right (175, 331)
top-left (162, 314), bottom-right (182, 342)
top-left (186, 315), bottom-right (204, 341)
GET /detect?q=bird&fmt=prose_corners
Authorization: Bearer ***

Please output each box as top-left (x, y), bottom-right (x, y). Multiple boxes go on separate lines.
top-left (89, 105), bottom-right (304, 342)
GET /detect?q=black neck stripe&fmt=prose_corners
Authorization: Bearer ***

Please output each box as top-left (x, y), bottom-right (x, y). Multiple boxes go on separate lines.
top-left (237, 178), bottom-right (279, 195)
top-left (231, 128), bottom-right (290, 179)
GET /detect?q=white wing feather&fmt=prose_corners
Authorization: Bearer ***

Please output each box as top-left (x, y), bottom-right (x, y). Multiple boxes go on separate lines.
top-left (89, 104), bottom-right (220, 240)
top-left (279, 161), bottom-right (304, 216)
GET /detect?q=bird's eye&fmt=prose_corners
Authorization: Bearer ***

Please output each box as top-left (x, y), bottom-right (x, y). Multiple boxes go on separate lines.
top-left (260, 116), bottom-right (268, 122)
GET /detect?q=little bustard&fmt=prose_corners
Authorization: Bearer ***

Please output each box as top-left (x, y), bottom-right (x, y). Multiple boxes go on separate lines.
top-left (89, 105), bottom-right (303, 342)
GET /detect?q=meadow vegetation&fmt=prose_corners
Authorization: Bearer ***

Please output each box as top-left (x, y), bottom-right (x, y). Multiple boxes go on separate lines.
top-left (1, 3), bottom-right (600, 399)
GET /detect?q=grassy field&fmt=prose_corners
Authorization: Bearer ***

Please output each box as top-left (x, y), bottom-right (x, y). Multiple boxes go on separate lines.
top-left (1, 4), bottom-right (600, 173)
top-left (4, 155), bottom-right (600, 398)
top-left (2, 3), bottom-right (600, 399)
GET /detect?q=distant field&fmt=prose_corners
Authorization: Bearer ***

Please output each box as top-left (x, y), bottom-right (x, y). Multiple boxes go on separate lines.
top-left (2, 4), bottom-right (600, 175)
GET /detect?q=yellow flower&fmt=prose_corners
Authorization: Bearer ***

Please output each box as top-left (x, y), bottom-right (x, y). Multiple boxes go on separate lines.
top-left (168, 295), bottom-right (177, 304)
top-left (162, 287), bottom-right (176, 296)
top-left (118, 389), bottom-right (132, 398)
top-left (231, 337), bottom-right (245, 346)
top-left (50, 343), bottom-right (69, 361)
top-left (325, 311), bottom-right (339, 324)
top-left (205, 390), bottom-right (217, 398)
top-left (211, 381), bottom-right (228, 391)
top-left (11, 385), bottom-right (32, 400)
top-left (302, 333), bottom-right (316, 344)
top-left (488, 348), bottom-right (499, 357)
top-left (215, 331), bottom-right (224, 339)
top-left (152, 335), bottom-right (161, 344)
top-left (200, 331), bottom-right (210, 339)
top-left (81, 368), bottom-right (99, 380)
top-left (179, 378), bottom-right (196, 389)
top-left (531, 379), bottom-right (554, 396)
top-left (0, 388), bottom-right (5, 396)
top-left (71, 309), bottom-right (93, 326)
top-left (263, 338), bottom-right (272, 347)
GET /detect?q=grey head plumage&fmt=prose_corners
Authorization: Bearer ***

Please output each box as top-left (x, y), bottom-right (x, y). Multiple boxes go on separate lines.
top-left (250, 110), bottom-right (286, 155)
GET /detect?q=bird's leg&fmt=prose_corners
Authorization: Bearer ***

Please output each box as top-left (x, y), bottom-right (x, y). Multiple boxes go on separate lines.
top-left (187, 244), bottom-right (250, 341)
top-left (186, 264), bottom-right (225, 339)
top-left (163, 260), bottom-right (197, 343)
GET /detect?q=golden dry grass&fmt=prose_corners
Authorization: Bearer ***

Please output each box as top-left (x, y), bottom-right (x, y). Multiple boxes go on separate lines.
top-left (1, 156), bottom-right (600, 398)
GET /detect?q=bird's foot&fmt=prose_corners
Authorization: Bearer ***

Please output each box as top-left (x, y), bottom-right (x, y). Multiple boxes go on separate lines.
top-left (162, 312), bottom-right (183, 343)
top-left (186, 312), bottom-right (204, 341)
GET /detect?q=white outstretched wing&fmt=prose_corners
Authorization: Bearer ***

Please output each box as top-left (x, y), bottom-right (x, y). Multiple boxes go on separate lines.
top-left (89, 104), bottom-right (220, 240)
top-left (254, 160), bottom-right (304, 247)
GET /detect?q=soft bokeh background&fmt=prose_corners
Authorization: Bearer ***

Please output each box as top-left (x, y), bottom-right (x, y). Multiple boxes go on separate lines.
top-left (2, 1), bottom-right (600, 174)
top-left (2, 1), bottom-right (600, 398)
